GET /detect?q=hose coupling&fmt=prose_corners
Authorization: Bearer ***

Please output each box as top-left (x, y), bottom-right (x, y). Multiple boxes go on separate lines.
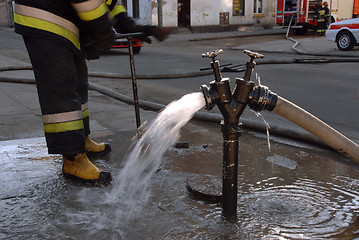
top-left (200, 78), bottom-right (231, 110)
top-left (200, 84), bottom-right (218, 110)
top-left (248, 85), bottom-right (278, 111)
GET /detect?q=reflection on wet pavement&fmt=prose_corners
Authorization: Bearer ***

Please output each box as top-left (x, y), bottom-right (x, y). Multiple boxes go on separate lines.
top-left (1, 124), bottom-right (359, 239)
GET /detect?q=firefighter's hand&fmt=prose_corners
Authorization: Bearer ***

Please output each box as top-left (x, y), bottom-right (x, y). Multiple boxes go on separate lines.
top-left (82, 45), bottom-right (100, 60)
top-left (94, 30), bottom-right (115, 50)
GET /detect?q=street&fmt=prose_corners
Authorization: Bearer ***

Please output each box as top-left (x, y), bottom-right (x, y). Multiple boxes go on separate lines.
top-left (0, 26), bottom-right (358, 143)
top-left (88, 31), bottom-right (359, 143)
top-left (1, 26), bottom-right (358, 148)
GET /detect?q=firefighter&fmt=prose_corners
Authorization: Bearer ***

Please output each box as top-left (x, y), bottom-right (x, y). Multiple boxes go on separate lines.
top-left (323, 2), bottom-right (330, 31)
top-left (314, 0), bottom-right (329, 36)
top-left (14, 0), bottom-right (170, 184)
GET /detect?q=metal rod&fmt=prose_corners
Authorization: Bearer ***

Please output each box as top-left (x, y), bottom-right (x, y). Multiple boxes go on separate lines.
top-left (127, 36), bottom-right (141, 129)
top-left (221, 124), bottom-right (240, 221)
top-left (158, 0), bottom-right (163, 27)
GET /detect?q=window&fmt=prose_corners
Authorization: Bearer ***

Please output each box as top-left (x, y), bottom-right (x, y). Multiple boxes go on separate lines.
top-left (285, 0), bottom-right (297, 11)
top-left (253, 0), bottom-right (263, 14)
top-left (233, 0), bottom-right (245, 16)
top-left (132, 0), bottom-right (139, 18)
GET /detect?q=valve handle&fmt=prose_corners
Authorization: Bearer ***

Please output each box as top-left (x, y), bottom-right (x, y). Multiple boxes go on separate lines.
top-left (202, 49), bottom-right (223, 82)
top-left (202, 49), bottom-right (223, 59)
top-left (243, 50), bottom-right (264, 59)
top-left (242, 50), bottom-right (264, 81)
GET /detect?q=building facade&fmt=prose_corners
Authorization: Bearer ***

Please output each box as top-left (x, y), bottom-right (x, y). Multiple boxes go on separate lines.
top-left (124, 0), bottom-right (276, 31)
top-left (0, 0), bottom-right (276, 31)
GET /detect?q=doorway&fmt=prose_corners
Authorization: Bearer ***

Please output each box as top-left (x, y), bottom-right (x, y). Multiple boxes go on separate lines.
top-left (178, 0), bottom-right (190, 28)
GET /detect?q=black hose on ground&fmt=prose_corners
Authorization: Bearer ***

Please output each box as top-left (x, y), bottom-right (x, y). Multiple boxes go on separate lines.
top-left (1, 55), bottom-right (359, 81)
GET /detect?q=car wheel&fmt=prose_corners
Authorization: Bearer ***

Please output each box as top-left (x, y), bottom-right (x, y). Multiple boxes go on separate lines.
top-left (336, 31), bottom-right (355, 51)
top-left (133, 47), bottom-right (141, 54)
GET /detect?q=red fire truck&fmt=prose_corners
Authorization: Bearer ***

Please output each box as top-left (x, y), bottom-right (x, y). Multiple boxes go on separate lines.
top-left (275, 0), bottom-right (359, 33)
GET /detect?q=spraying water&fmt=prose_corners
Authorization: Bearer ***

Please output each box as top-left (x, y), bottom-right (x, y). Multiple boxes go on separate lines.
top-left (252, 73), bottom-right (272, 153)
top-left (107, 92), bottom-right (205, 214)
top-left (73, 92), bottom-right (205, 239)
top-left (252, 110), bottom-right (272, 153)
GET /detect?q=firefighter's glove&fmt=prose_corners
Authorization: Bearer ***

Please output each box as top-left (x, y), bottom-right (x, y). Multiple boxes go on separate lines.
top-left (81, 11), bottom-right (115, 51)
top-left (93, 30), bottom-right (115, 50)
top-left (81, 30), bottom-right (115, 60)
top-left (81, 35), bottom-right (100, 60)
top-left (82, 45), bottom-right (100, 60)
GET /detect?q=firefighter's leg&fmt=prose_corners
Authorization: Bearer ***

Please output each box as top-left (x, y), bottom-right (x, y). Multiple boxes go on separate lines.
top-left (74, 52), bottom-right (112, 157)
top-left (23, 36), bottom-right (111, 183)
top-left (318, 21), bottom-right (324, 36)
top-left (318, 23), bottom-right (322, 35)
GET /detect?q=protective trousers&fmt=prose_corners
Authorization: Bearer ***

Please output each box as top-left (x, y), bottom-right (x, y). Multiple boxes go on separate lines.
top-left (316, 9), bottom-right (326, 35)
top-left (23, 36), bottom-right (90, 155)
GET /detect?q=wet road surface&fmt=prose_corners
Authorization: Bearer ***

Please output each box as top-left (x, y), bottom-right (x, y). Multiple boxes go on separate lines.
top-left (1, 27), bottom-right (359, 239)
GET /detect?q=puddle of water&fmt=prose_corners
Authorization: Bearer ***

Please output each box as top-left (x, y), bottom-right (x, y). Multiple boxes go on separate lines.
top-left (240, 176), bottom-right (359, 239)
top-left (266, 154), bottom-right (298, 170)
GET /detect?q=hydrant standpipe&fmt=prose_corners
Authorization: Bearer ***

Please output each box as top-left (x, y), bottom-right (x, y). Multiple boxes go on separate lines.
top-left (194, 49), bottom-right (277, 221)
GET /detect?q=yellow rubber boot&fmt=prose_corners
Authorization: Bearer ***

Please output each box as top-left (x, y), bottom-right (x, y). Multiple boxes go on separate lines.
top-left (85, 136), bottom-right (111, 157)
top-left (62, 153), bottom-right (111, 183)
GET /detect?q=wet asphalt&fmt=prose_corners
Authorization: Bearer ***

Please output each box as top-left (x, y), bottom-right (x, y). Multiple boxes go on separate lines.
top-left (1, 26), bottom-right (359, 239)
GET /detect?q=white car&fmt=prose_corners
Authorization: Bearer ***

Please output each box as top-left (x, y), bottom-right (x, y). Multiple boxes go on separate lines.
top-left (326, 18), bottom-right (359, 51)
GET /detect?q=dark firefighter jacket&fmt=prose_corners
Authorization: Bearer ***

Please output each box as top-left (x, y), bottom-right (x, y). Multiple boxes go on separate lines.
top-left (14, 0), bottom-right (114, 57)
top-left (315, 6), bottom-right (330, 23)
